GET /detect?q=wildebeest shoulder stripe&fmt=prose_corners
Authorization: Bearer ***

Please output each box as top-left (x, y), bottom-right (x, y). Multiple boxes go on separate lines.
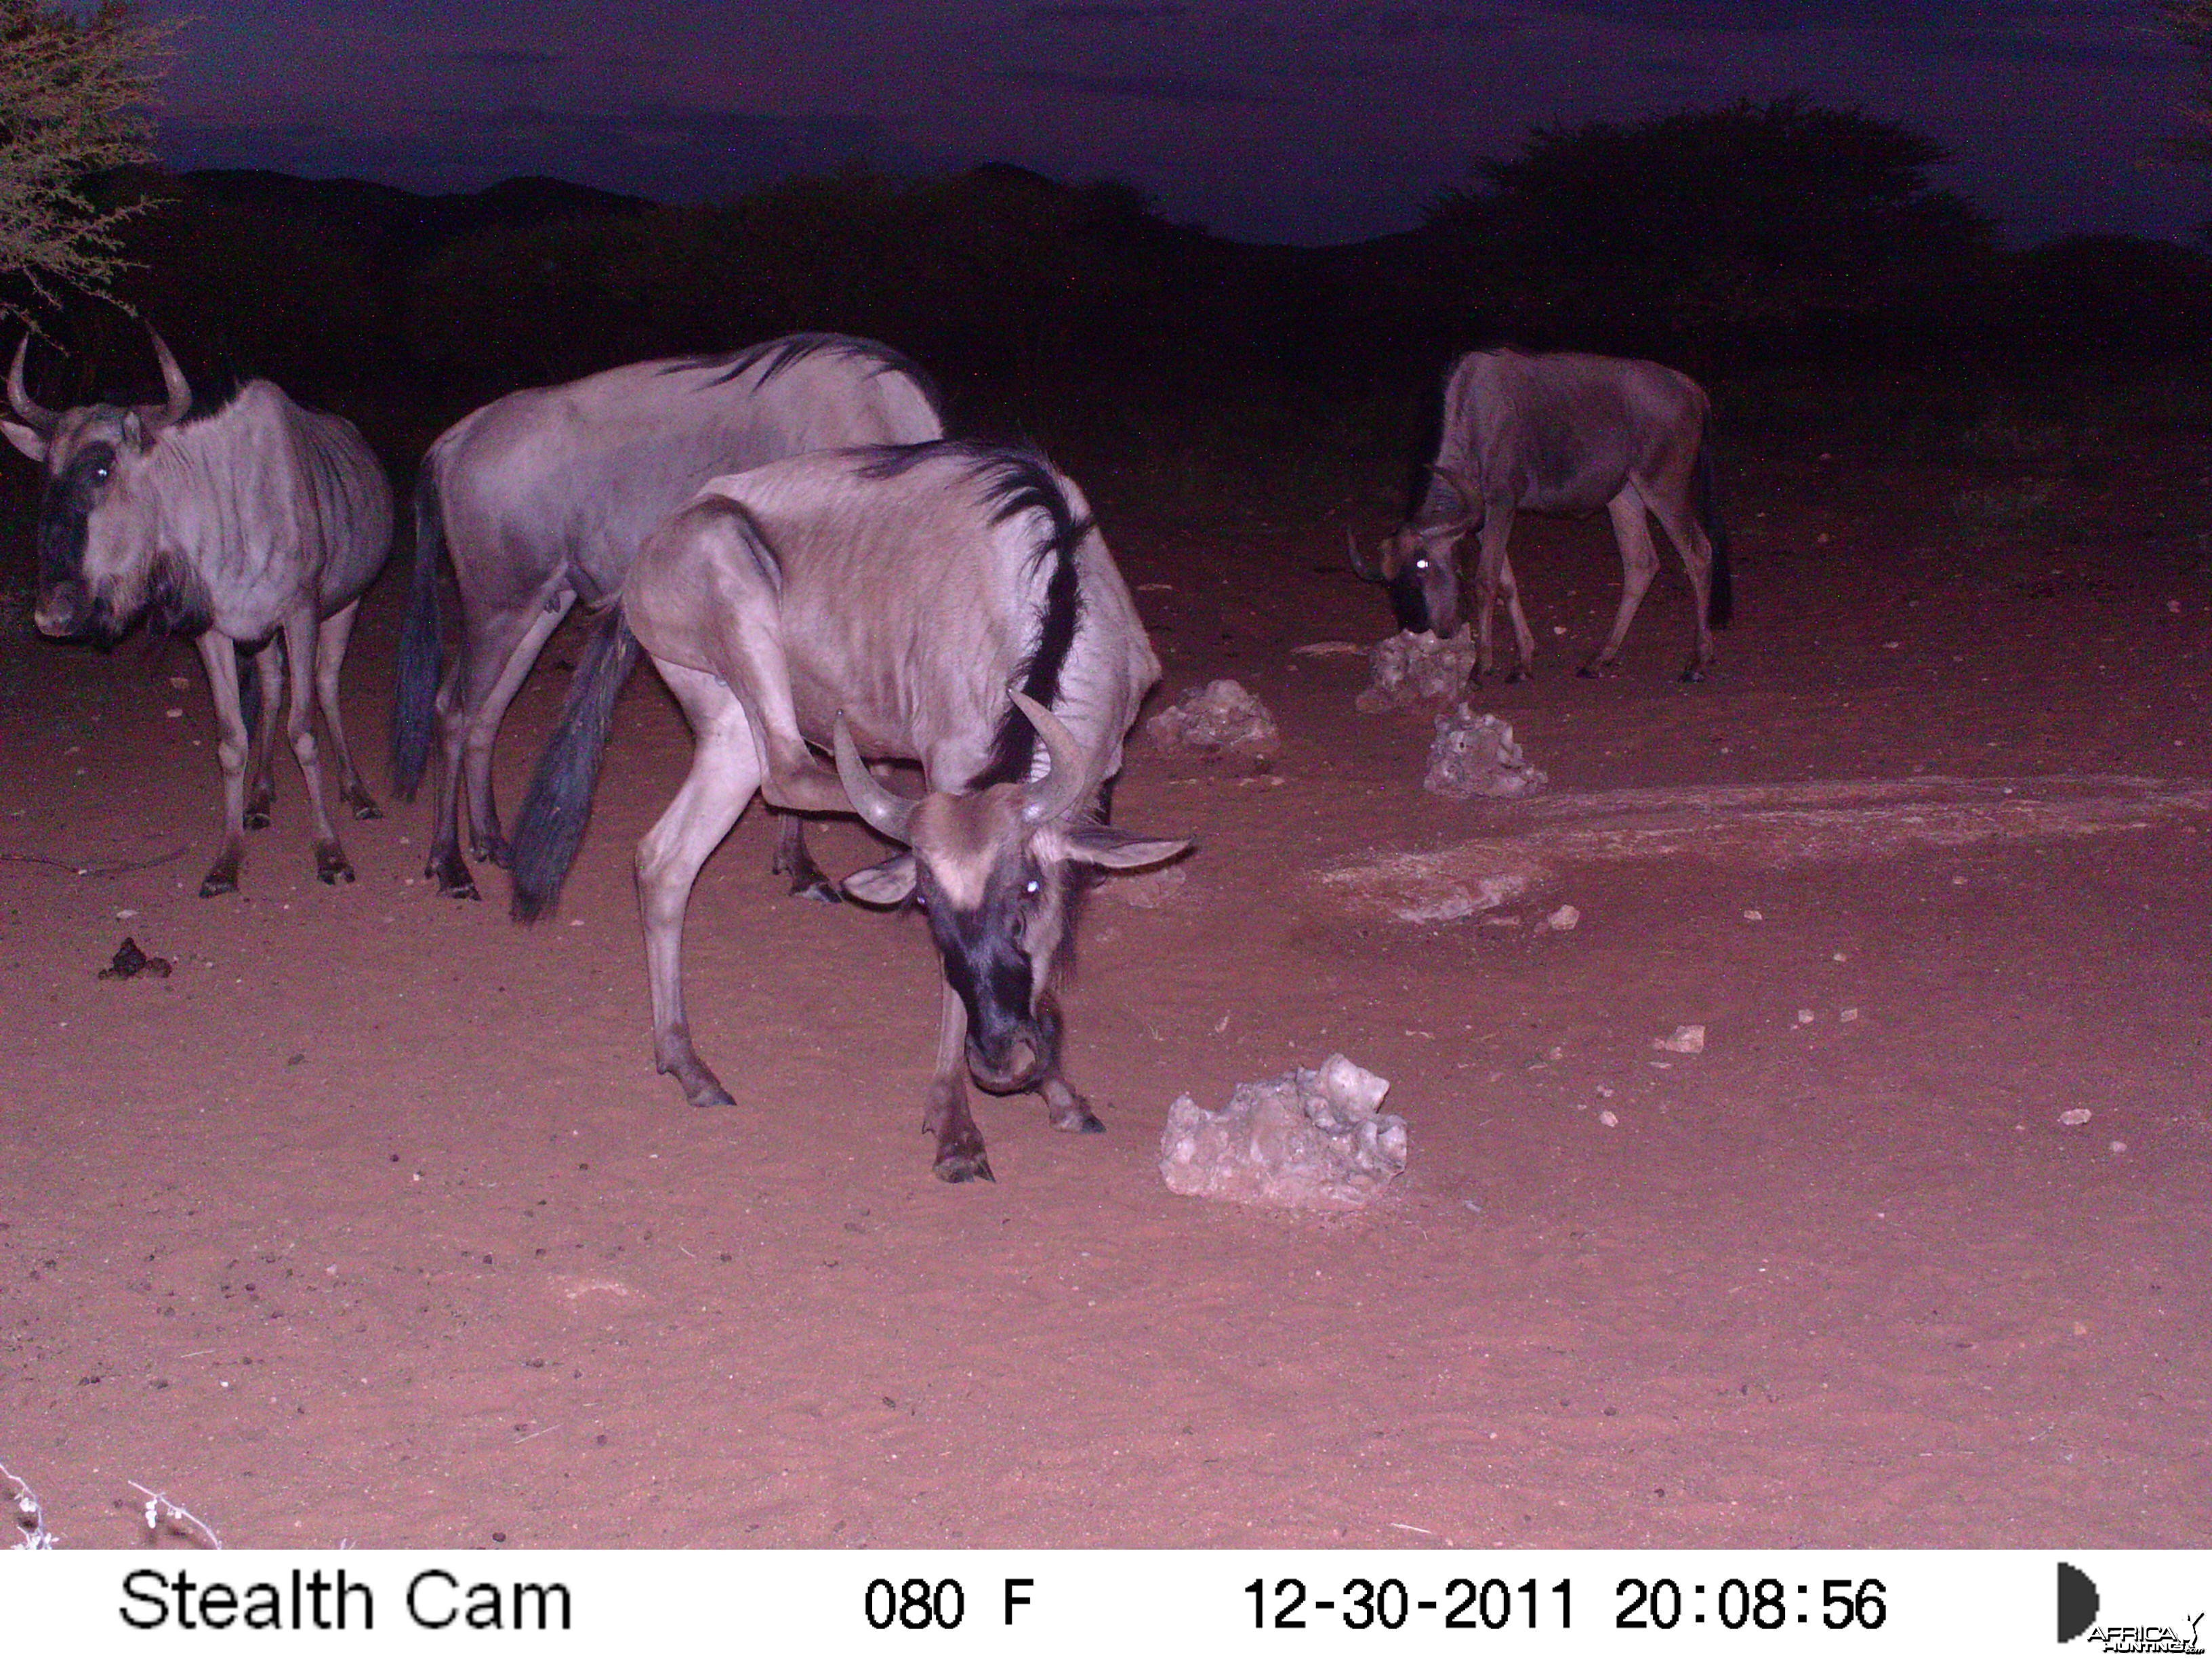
top-left (857, 440), bottom-right (1090, 790)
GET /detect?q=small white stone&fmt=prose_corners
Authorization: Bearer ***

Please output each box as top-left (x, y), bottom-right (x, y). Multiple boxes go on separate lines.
top-left (164, 708), bottom-right (183, 719)
top-left (2109, 1141), bottom-right (2128, 1155)
top-left (1839, 1007), bottom-right (1860, 1023)
top-left (1742, 909), bottom-right (1763, 922)
top-left (2058, 1109), bottom-right (2092, 1127)
top-left (1795, 1009), bottom-right (1817, 1025)
top-left (1598, 1110), bottom-right (1619, 1128)
top-left (1545, 904), bottom-right (1580, 931)
top-left (1654, 1023), bottom-right (1706, 1054)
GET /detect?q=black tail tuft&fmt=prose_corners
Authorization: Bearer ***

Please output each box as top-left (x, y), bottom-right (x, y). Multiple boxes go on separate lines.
top-left (508, 606), bottom-right (640, 924)
top-left (389, 461), bottom-right (445, 798)
top-left (1696, 441), bottom-right (1734, 629)
top-left (237, 644), bottom-right (262, 746)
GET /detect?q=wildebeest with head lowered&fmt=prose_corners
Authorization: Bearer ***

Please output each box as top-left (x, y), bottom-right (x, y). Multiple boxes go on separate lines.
top-left (507, 438), bottom-right (1186, 1183)
top-left (1355, 348), bottom-right (1732, 682)
top-left (390, 333), bottom-right (946, 902)
top-left (3, 330), bottom-right (392, 896)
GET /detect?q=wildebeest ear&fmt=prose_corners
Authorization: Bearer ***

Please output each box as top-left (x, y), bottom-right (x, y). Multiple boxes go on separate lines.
top-left (1063, 824), bottom-right (1190, 871)
top-left (119, 411), bottom-right (150, 453)
top-left (842, 851), bottom-right (918, 907)
top-left (0, 419), bottom-right (47, 463)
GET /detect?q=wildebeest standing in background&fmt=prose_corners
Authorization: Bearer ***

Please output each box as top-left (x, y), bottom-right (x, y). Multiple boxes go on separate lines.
top-left (390, 333), bottom-right (947, 902)
top-left (3, 331), bottom-right (393, 896)
top-left (506, 439), bottom-right (1187, 1183)
top-left (1355, 348), bottom-right (1733, 682)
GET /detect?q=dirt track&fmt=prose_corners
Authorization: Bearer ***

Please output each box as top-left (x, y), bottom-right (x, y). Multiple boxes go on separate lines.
top-left (3, 438), bottom-right (2209, 1548)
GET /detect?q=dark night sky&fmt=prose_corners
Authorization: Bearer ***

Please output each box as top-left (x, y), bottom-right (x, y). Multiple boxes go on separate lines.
top-left (150, 1), bottom-right (2202, 247)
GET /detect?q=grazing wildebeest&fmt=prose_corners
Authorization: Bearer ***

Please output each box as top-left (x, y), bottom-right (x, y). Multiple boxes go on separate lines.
top-left (390, 333), bottom-right (946, 902)
top-left (3, 330), bottom-right (392, 896)
top-left (507, 438), bottom-right (1186, 1183)
top-left (1355, 348), bottom-right (1733, 682)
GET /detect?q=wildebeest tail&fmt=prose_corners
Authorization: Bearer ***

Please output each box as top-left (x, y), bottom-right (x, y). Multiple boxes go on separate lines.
top-left (237, 644), bottom-right (262, 747)
top-left (388, 459), bottom-right (445, 798)
top-left (1696, 441), bottom-right (1734, 628)
top-left (508, 605), bottom-right (640, 924)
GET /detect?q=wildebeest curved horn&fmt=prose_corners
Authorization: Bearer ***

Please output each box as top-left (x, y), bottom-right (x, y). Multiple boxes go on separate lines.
top-left (1427, 462), bottom-right (1482, 523)
top-left (1347, 524), bottom-right (1380, 583)
top-left (834, 712), bottom-right (914, 844)
top-left (146, 327), bottom-right (191, 430)
top-left (7, 336), bottom-right (59, 434)
top-left (1010, 688), bottom-right (1099, 825)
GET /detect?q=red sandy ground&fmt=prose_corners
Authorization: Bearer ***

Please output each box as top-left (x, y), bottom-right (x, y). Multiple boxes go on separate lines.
top-left (2, 436), bottom-right (2207, 1550)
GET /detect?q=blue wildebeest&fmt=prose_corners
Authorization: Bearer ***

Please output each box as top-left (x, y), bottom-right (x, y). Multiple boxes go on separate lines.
top-left (506, 439), bottom-right (1185, 1183)
top-left (1355, 348), bottom-right (1733, 682)
top-left (3, 331), bottom-right (392, 896)
top-left (390, 333), bottom-right (947, 902)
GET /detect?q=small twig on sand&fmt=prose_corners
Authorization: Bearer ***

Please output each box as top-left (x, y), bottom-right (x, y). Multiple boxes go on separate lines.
top-left (3, 1460), bottom-right (56, 1549)
top-left (0, 845), bottom-right (192, 879)
top-left (127, 1482), bottom-right (223, 1550)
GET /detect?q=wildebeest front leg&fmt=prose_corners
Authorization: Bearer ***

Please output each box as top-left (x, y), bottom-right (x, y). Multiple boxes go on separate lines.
top-left (1582, 490), bottom-right (1662, 678)
top-left (193, 631), bottom-right (251, 896)
top-left (314, 600), bottom-right (382, 819)
top-left (242, 638), bottom-right (285, 830)
top-left (769, 813), bottom-right (841, 903)
top-left (279, 607), bottom-right (353, 884)
top-left (928, 983), bottom-right (994, 1183)
top-left (635, 663), bottom-right (760, 1109)
top-left (1469, 513), bottom-right (1539, 681)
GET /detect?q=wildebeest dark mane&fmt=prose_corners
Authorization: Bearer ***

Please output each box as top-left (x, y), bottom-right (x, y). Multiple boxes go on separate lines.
top-left (668, 333), bottom-right (947, 420)
top-left (856, 439), bottom-right (1089, 790)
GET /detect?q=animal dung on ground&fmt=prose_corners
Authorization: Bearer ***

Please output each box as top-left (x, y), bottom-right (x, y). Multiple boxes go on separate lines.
top-left (1425, 705), bottom-right (1549, 801)
top-left (1160, 1053), bottom-right (1408, 1212)
top-left (1144, 678), bottom-right (1280, 761)
top-left (1356, 630), bottom-right (1481, 712)
top-left (98, 937), bottom-right (171, 981)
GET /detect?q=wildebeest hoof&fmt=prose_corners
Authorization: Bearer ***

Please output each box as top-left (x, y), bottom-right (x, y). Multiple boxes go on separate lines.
top-left (1049, 1101), bottom-right (1105, 1134)
top-left (427, 849), bottom-right (478, 899)
top-left (660, 1056), bottom-right (735, 1109)
top-left (197, 865), bottom-right (239, 899)
top-left (792, 878), bottom-right (842, 904)
top-left (1679, 664), bottom-right (1708, 684)
top-left (315, 845), bottom-right (354, 885)
top-left (1506, 666), bottom-right (1531, 684)
top-left (934, 1149), bottom-right (996, 1184)
top-left (243, 804), bottom-right (272, 831)
top-left (349, 796), bottom-right (384, 822)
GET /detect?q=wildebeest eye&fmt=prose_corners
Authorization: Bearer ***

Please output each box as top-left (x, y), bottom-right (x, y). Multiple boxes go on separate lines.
top-left (1024, 879), bottom-right (1040, 895)
top-left (1413, 557), bottom-right (1429, 571)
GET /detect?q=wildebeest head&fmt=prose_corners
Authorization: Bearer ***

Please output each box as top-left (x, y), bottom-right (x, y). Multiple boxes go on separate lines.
top-left (834, 691), bottom-right (1188, 1094)
top-left (1353, 464), bottom-right (1483, 638)
top-left (3, 330), bottom-right (199, 642)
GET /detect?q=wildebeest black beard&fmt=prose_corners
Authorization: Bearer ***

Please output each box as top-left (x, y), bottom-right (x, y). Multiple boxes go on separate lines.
top-left (1389, 568), bottom-right (1436, 634)
top-left (147, 561), bottom-right (214, 638)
